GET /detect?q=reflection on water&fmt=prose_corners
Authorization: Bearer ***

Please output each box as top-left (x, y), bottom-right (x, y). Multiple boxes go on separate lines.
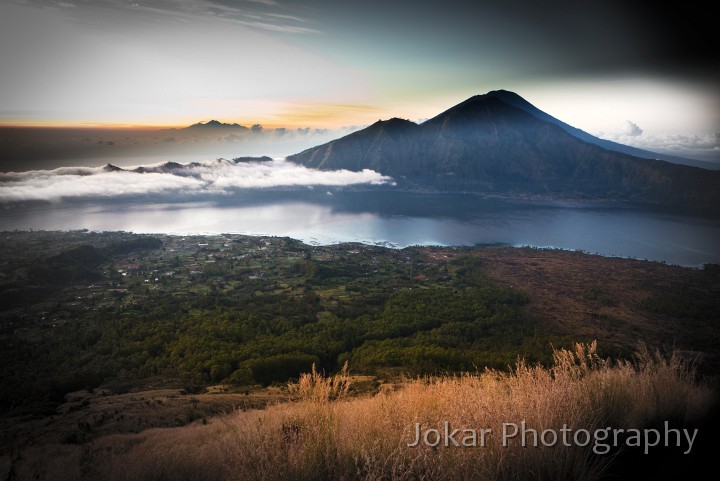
top-left (1, 190), bottom-right (719, 267)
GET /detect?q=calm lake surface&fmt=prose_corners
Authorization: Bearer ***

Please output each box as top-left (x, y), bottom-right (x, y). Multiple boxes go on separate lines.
top-left (1, 190), bottom-right (719, 267)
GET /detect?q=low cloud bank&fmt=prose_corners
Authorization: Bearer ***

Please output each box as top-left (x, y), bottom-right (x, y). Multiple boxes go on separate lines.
top-left (598, 122), bottom-right (720, 163)
top-left (0, 158), bottom-right (394, 204)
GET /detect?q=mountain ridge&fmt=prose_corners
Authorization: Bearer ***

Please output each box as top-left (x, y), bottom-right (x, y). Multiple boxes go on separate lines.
top-left (483, 90), bottom-right (711, 169)
top-left (184, 120), bottom-right (248, 130)
top-left (287, 91), bottom-right (720, 209)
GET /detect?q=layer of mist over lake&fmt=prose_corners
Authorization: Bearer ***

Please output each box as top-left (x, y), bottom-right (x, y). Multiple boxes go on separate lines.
top-left (1, 190), bottom-right (718, 267)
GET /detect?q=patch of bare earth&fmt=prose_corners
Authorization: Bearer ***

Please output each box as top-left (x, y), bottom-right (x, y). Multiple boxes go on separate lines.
top-left (426, 247), bottom-right (719, 354)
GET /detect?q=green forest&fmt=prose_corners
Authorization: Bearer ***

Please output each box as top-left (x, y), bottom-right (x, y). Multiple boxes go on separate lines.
top-left (1, 231), bottom-right (718, 414)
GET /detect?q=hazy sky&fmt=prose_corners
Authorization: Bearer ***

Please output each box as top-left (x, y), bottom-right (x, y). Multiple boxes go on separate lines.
top-left (1, 0), bottom-right (718, 155)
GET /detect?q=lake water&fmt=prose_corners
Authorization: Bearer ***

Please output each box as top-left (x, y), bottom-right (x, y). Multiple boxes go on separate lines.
top-left (1, 190), bottom-right (719, 267)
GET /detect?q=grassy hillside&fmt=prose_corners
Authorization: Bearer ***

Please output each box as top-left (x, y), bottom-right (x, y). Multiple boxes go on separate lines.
top-left (1, 343), bottom-right (715, 480)
top-left (1, 231), bottom-right (719, 479)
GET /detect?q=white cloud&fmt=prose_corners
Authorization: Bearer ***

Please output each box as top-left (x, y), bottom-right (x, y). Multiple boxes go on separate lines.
top-left (621, 120), bottom-right (643, 137)
top-left (0, 159), bottom-right (394, 204)
top-left (634, 132), bottom-right (720, 161)
top-left (598, 121), bottom-right (720, 162)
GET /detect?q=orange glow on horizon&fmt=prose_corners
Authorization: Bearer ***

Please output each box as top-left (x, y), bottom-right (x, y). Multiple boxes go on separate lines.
top-left (0, 101), bottom-right (429, 131)
top-left (0, 115), bottom-right (369, 131)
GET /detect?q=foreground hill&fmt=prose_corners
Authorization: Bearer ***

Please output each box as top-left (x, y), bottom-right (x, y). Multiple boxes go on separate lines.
top-left (288, 91), bottom-right (720, 209)
top-left (3, 343), bottom-right (716, 481)
top-left (1, 231), bottom-right (718, 414)
top-left (1, 231), bottom-right (719, 480)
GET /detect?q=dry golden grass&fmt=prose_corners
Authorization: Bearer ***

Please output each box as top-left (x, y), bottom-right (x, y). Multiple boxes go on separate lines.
top-left (7, 342), bottom-right (713, 481)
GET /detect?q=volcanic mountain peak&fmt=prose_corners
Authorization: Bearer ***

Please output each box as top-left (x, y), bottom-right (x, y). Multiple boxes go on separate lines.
top-left (185, 120), bottom-right (248, 130)
top-left (287, 90), bottom-right (720, 209)
top-left (422, 92), bottom-right (547, 130)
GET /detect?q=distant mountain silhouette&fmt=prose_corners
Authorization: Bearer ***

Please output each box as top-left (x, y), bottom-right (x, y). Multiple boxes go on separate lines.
top-left (232, 156), bottom-right (273, 163)
top-left (184, 120), bottom-right (248, 130)
top-left (287, 91), bottom-right (720, 209)
top-left (102, 163), bottom-right (124, 172)
top-left (132, 161), bottom-right (186, 174)
top-left (101, 158), bottom-right (275, 175)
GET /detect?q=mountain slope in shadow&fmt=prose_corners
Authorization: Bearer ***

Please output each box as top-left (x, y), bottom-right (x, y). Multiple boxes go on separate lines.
top-left (288, 91), bottom-right (720, 209)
